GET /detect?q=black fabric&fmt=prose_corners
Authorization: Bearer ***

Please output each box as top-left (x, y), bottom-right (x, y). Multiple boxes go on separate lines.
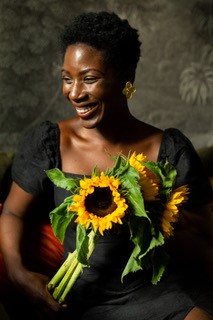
top-left (12, 121), bottom-right (61, 196)
top-left (158, 128), bottom-right (213, 207)
top-left (11, 121), bottom-right (213, 320)
top-left (12, 122), bottom-right (213, 205)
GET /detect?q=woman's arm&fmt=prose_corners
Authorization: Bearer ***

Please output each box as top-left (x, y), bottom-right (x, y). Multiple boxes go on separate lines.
top-left (0, 182), bottom-right (34, 273)
top-left (0, 182), bottom-right (66, 318)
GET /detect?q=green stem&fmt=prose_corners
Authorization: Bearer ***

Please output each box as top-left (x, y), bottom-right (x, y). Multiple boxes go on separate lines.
top-left (58, 231), bottom-right (98, 303)
top-left (88, 230), bottom-right (98, 256)
top-left (52, 254), bottom-right (79, 301)
top-left (47, 250), bottom-right (77, 291)
top-left (59, 261), bottom-right (83, 303)
top-left (49, 230), bottom-right (99, 303)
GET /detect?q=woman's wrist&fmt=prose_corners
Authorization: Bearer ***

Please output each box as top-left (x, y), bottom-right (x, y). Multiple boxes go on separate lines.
top-left (6, 257), bottom-right (27, 282)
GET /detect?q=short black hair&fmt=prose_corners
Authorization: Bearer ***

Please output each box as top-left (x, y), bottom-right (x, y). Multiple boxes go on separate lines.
top-left (60, 11), bottom-right (141, 81)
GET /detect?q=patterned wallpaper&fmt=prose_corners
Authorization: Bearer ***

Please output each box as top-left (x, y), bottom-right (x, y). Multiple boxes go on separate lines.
top-left (0, 0), bottom-right (212, 152)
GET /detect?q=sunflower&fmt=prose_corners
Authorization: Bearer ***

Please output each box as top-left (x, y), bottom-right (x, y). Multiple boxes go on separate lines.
top-left (68, 172), bottom-right (128, 235)
top-left (129, 152), bottom-right (160, 201)
top-left (46, 152), bottom-right (190, 303)
top-left (160, 185), bottom-right (189, 238)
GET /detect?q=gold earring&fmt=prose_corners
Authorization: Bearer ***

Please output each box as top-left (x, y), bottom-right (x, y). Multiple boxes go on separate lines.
top-left (122, 81), bottom-right (136, 99)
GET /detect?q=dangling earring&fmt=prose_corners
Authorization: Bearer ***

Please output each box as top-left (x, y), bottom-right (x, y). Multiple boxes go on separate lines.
top-left (122, 81), bottom-right (136, 99)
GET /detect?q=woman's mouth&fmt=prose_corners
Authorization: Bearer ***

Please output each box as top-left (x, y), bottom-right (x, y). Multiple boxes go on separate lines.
top-left (76, 106), bottom-right (94, 114)
top-left (75, 104), bottom-right (99, 118)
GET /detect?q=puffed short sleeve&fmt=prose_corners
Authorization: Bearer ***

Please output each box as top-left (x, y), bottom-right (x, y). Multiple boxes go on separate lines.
top-left (158, 128), bottom-right (213, 207)
top-left (11, 121), bottom-right (60, 196)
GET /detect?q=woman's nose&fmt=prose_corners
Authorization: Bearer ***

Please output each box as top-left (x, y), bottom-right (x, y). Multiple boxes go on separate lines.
top-left (69, 81), bottom-right (85, 101)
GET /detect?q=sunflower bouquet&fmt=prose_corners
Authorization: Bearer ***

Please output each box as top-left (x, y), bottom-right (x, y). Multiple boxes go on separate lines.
top-left (46, 152), bottom-right (189, 304)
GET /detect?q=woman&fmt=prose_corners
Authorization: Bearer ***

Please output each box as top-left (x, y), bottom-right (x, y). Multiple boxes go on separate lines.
top-left (0, 11), bottom-right (213, 320)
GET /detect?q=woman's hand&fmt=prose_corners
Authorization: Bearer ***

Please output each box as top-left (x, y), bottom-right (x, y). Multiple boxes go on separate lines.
top-left (0, 184), bottom-right (68, 319)
top-left (9, 265), bottom-right (67, 319)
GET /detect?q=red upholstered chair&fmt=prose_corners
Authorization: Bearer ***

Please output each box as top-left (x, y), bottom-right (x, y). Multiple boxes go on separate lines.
top-left (0, 152), bottom-right (64, 280)
top-left (0, 206), bottom-right (64, 318)
top-left (0, 152), bottom-right (64, 318)
top-left (0, 152), bottom-right (63, 320)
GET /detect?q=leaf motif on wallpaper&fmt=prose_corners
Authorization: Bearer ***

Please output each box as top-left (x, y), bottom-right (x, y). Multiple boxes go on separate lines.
top-left (179, 62), bottom-right (213, 106)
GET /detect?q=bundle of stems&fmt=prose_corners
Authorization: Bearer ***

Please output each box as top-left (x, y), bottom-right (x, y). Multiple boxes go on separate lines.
top-left (47, 230), bottom-right (97, 304)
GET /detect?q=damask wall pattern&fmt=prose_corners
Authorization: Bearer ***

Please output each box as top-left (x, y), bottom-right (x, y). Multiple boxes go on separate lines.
top-left (0, 0), bottom-right (212, 152)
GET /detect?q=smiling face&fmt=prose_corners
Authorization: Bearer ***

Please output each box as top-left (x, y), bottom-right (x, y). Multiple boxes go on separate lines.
top-left (62, 43), bottom-right (126, 129)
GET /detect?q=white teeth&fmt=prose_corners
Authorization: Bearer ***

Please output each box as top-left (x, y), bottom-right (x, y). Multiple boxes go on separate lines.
top-left (76, 106), bottom-right (94, 114)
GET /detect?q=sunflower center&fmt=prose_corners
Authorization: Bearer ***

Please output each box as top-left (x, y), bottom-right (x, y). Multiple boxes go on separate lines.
top-left (85, 187), bottom-right (117, 217)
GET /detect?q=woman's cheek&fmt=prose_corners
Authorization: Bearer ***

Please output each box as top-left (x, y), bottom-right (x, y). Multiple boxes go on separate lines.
top-left (62, 84), bottom-right (70, 99)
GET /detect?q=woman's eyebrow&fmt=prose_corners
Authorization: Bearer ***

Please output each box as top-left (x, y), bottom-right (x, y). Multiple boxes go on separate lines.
top-left (61, 68), bottom-right (105, 75)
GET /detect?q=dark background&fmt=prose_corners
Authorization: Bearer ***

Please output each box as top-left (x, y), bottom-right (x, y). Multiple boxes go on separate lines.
top-left (0, 0), bottom-right (212, 152)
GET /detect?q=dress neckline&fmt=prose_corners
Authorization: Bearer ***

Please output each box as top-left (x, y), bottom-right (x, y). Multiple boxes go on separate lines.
top-left (54, 122), bottom-right (172, 177)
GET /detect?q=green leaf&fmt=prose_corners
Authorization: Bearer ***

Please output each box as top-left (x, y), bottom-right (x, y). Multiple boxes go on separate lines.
top-left (91, 165), bottom-right (99, 176)
top-left (76, 224), bottom-right (90, 265)
top-left (49, 196), bottom-right (76, 243)
top-left (162, 161), bottom-right (177, 187)
top-left (46, 168), bottom-right (80, 191)
top-left (129, 216), bottom-right (152, 249)
top-left (107, 156), bottom-right (147, 218)
top-left (143, 160), bottom-right (177, 198)
top-left (76, 227), bottom-right (99, 266)
top-left (108, 154), bottom-right (128, 177)
top-left (121, 217), bottom-right (151, 280)
top-left (120, 166), bottom-right (147, 218)
top-left (122, 216), bottom-right (165, 282)
top-left (139, 230), bottom-right (165, 260)
top-left (150, 247), bottom-right (170, 284)
top-left (121, 245), bottom-right (143, 281)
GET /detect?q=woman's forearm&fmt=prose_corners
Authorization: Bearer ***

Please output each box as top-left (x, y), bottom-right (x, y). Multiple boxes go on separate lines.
top-left (0, 208), bottom-right (26, 277)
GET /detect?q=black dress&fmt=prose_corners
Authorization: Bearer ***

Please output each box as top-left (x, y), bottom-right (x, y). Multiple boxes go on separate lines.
top-left (12, 121), bottom-right (213, 320)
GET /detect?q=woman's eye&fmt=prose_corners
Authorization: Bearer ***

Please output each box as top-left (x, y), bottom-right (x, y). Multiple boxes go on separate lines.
top-left (84, 77), bottom-right (97, 83)
top-left (62, 77), bottom-right (72, 84)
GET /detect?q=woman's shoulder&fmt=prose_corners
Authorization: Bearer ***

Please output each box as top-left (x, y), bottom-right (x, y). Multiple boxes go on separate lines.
top-left (14, 120), bottom-right (61, 169)
top-left (11, 121), bottom-right (61, 195)
top-left (159, 128), bottom-right (195, 158)
top-left (23, 120), bottom-right (60, 151)
top-left (160, 128), bottom-right (213, 205)
top-left (163, 128), bottom-right (191, 142)
top-left (27, 120), bottom-right (60, 140)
